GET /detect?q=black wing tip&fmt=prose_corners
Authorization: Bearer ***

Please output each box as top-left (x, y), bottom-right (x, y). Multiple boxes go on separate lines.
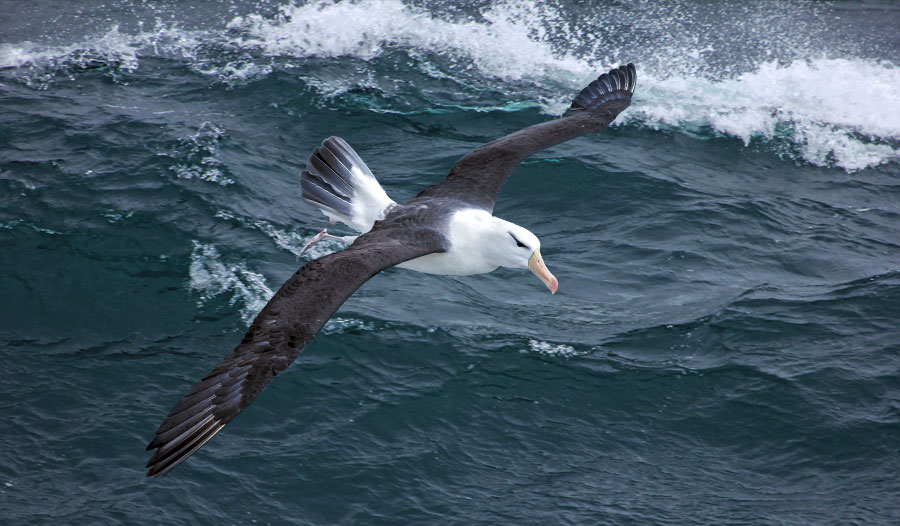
top-left (145, 418), bottom-right (227, 477)
top-left (565, 63), bottom-right (636, 115)
top-left (144, 368), bottom-right (243, 477)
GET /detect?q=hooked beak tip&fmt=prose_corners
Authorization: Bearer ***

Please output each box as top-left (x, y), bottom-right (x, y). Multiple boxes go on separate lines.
top-left (528, 250), bottom-right (558, 295)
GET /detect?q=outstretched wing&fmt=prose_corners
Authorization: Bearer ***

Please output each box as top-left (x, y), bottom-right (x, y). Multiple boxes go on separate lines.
top-left (145, 224), bottom-right (446, 477)
top-left (417, 64), bottom-right (636, 212)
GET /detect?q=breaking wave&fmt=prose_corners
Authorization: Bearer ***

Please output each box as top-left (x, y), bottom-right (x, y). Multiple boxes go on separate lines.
top-left (2, 0), bottom-right (897, 171)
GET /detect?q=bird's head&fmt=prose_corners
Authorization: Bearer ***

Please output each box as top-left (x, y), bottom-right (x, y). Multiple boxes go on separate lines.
top-left (487, 219), bottom-right (558, 294)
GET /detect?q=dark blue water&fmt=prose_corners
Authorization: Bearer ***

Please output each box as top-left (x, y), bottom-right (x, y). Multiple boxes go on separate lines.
top-left (2, 1), bottom-right (899, 524)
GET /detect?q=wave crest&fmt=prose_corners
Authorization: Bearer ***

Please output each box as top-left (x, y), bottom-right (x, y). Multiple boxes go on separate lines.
top-left (2, 0), bottom-right (897, 171)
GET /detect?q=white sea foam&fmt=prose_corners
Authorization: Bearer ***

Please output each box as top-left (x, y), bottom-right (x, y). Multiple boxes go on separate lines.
top-left (188, 241), bottom-right (273, 324)
top-left (0, 27), bottom-right (140, 71)
top-left (169, 122), bottom-right (235, 185)
top-left (229, 0), bottom-right (587, 81)
top-left (227, 0), bottom-right (900, 171)
top-left (631, 59), bottom-right (900, 171)
top-left (2, 0), bottom-right (897, 171)
top-left (525, 339), bottom-right (580, 358)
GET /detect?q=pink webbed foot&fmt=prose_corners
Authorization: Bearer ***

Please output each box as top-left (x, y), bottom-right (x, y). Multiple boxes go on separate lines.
top-left (298, 228), bottom-right (355, 259)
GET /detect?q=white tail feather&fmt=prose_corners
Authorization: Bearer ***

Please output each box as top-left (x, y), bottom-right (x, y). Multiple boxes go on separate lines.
top-left (300, 136), bottom-right (395, 233)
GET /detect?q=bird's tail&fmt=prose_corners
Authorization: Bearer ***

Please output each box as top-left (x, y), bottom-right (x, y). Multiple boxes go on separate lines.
top-left (300, 136), bottom-right (395, 233)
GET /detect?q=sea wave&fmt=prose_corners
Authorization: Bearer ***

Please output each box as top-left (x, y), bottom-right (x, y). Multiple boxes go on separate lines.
top-left (631, 59), bottom-right (900, 172)
top-left (188, 240), bottom-right (273, 324)
top-left (2, 0), bottom-right (897, 171)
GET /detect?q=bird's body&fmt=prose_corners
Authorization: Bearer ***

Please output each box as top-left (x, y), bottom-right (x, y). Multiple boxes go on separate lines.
top-left (300, 137), bottom-right (542, 277)
top-left (146, 63), bottom-right (637, 477)
top-left (397, 207), bottom-right (538, 276)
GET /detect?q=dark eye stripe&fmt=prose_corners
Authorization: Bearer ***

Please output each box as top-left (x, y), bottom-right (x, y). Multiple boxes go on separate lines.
top-left (509, 232), bottom-right (527, 248)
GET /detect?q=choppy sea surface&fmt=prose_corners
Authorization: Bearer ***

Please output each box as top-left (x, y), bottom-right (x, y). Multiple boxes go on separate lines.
top-left (2, 1), bottom-right (899, 524)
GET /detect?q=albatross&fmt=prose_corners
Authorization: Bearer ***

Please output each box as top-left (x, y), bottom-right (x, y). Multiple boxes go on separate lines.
top-left (146, 63), bottom-right (637, 477)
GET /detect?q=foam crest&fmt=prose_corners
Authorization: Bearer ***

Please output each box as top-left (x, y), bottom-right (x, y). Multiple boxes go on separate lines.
top-left (228, 0), bottom-right (589, 81)
top-left (0, 28), bottom-right (143, 90)
top-left (0, 27), bottom-right (139, 71)
top-left (3, 0), bottom-right (896, 171)
top-left (188, 241), bottom-right (273, 324)
top-left (0, 23), bottom-right (235, 84)
top-left (632, 59), bottom-right (900, 171)
top-left (225, 0), bottom-right (900, 171)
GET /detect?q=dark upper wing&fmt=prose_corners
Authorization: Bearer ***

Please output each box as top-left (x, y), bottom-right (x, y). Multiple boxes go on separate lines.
top-left (145, 223), bottom-right (446, 477)
top-left (416, 64), bottom-right (636, 212)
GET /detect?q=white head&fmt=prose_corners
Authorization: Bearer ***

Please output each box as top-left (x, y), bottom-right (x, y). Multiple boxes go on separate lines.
top-left (483, 217), bottom-right (558, 294)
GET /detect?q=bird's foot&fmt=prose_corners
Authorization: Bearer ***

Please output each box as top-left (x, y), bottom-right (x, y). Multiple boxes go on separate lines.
top-left (298, 228), bottom-right (352, 259)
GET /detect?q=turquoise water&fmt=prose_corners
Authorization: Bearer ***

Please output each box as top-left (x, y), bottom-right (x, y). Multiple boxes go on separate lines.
top-left (2, 1), bottom-right (899, 524)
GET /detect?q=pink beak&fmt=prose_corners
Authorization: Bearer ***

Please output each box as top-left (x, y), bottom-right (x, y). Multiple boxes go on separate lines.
top-left (528, 250), bottom-right (558, 294)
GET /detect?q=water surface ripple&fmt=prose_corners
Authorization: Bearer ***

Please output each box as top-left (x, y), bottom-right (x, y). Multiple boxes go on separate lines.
top-left (1, 1), bottom-right (899, 524)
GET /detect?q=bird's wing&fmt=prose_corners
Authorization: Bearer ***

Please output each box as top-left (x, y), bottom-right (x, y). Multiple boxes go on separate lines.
top-left (416, 64), bottom-right (636, 212)
top-left (145, 223), bottom-right (446, 477)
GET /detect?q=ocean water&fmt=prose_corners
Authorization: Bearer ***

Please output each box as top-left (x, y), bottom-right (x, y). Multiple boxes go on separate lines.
top-left (2, 0), bottom-right (899, 524)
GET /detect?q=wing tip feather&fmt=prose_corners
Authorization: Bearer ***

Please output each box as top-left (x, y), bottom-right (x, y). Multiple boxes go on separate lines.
top-left (145, 420), bottom-right (226, 478)
top-left (566, 63), bottom-right (636, 115)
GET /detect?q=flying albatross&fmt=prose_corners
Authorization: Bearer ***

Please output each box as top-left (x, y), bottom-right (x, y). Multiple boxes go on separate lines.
top-left (146, 63), bottom-right (637, 477)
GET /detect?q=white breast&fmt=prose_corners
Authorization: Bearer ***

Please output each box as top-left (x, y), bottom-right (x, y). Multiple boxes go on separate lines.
top-left (396, 208), bottom-right (499, 276)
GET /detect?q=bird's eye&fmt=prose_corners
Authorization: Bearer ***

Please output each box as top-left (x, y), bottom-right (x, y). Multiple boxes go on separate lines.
top-left (509, 232), bottom-right (527, 249)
